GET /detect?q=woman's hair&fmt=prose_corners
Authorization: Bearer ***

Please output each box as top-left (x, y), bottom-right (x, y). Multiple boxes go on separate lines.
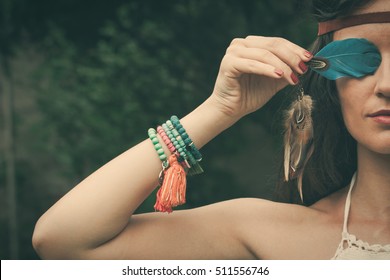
top-left (274, 0), bottom-right (372, 206)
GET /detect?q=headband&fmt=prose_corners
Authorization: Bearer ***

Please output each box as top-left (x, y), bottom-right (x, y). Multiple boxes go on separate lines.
top-left (318, 11), bottom-right (390, 35)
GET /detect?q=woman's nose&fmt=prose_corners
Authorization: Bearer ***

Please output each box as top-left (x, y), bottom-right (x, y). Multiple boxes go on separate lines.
top-left (375, 54), bottom-right (390, 98)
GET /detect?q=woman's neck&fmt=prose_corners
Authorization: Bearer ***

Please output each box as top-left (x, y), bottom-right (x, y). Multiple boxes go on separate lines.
top-left (353, 144), bottom-right (390, 220)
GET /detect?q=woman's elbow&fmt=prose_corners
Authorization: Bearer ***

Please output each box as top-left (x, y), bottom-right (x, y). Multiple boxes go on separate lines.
top-left (32, 218), bottom-right (66, 259)
top-left (32, 219), bottom-right (55, 259)
top-left (32, 219), bottom-right (89, 259)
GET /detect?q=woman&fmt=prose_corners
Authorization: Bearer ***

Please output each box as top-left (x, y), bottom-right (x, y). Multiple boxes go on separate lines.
top-left (32, 0), bottom-right (390, 259)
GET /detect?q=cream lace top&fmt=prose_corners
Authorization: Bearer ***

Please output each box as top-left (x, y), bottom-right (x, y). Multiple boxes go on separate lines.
top-left (332, 174), bottom-right (390, 259)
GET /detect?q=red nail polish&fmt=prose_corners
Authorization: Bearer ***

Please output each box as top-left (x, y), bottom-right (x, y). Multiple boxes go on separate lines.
top-left (304, 51), bottom-right (313, 58)
top-left (291, 73), bottom-right (299, 84)
top-left (274, 69), bottom-right (284, 76)
top-left (299, 61), bottom-right (308, 73)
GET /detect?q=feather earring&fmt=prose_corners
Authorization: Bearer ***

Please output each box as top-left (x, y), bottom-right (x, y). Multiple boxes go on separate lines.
top-left (307, 38), bottom-right (381, 80)
top-left (283, 38), bottom-right (380, 201)
top-left (284, 86), bottom-right (314, 201)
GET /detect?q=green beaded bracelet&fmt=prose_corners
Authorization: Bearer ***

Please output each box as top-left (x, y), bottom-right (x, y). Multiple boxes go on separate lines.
top-left (148, 128), bottom-right (168, 162)
top-left (162, 123), bottom-right (188, 164)
top-left (170, 115), bottom-right (202, 161)
top-left (166, 120), bottom-right (203, 175)
top-left (166, 120), bottom-right (195, 165)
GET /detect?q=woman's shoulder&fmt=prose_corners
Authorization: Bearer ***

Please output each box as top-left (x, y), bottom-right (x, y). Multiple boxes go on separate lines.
top-left (310, 185), bottom-right (349, 213)
top-left (217, 196), bottom-right (331, 220)
top-left (212, 185), bottom-right (349, 226)
top-left (218, 190), bottom-right (348, 259)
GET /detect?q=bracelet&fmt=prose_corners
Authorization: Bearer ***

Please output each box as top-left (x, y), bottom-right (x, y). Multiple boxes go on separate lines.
top-left (166, 120), bottom-right (203, 175)
top-left (170, 115), bottom-right (202, 161)
top-left (148, 128), bottom-right (167, 162)
top-left (147, 115), bottom-right (204, 213)
top-left (166, 120), bottom-right (197, 166)
top-left (162, 122), bottom-right (190, 168)
top-left (148, 127), bottom-right (186, 213)
top-left (157, 125), bottom-right (176, 154)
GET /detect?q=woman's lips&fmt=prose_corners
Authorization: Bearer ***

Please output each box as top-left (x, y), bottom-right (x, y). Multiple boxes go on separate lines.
top-left (368, 110), bottom-right (390, 125)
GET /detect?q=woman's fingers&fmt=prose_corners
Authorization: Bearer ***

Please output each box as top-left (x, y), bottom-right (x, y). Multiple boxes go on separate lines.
top-left (221, 53), bottom-right (285, 80)
top-left (244, 35), bottom-right (312, 64)
top-left (212, 35), bottom-right (313, 117)
top-left (225, 46), bottom-right (299, 85)
top-left (226, 36), bottom-right (312, 84)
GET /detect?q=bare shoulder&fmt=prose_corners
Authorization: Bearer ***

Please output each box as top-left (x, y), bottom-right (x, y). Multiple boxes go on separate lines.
top-left (225, 192), bottom-right (347, 259)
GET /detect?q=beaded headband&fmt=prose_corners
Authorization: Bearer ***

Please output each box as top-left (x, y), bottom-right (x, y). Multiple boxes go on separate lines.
top-left (318, 11), bottom-right (390, 35)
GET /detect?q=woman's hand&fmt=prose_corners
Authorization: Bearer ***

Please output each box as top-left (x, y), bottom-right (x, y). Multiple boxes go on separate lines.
top-left (211, 36), bottom-right (312, 118)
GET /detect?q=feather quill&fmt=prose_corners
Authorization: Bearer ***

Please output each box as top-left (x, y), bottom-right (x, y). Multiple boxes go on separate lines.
top-left (284, 92), bottom-right (314, 201)
top-left (307, 38), bottom-right (381, 80)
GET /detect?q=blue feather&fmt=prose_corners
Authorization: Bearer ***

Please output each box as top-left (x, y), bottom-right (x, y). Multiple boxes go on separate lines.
top-left (308, 38), bottom-right (381, 80)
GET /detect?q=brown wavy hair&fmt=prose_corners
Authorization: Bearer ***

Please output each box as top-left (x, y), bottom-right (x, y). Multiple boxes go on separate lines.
top-left (274, 0), bottom-right (372, 205)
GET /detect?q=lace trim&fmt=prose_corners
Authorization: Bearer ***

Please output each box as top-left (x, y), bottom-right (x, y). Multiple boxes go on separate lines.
top-left (342, 232), bottom-right (390, 252)
top-left (332, 173), bottom-right (390, 259)
top-left (333, 231), bottom-right (390, 259)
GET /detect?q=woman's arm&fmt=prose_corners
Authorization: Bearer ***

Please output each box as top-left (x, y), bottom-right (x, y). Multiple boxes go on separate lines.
top-left (32, 98), bottom-right (243, 259)
top-left (32, 36), bottom-right (312, 259)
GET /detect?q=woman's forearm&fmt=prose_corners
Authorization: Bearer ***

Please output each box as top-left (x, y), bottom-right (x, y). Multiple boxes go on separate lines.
top-left (32, 96), bottom-right (239, 257)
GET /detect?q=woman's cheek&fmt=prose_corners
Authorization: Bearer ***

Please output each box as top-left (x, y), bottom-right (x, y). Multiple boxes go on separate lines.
top-left (337, 79), bottom-right (366, 141)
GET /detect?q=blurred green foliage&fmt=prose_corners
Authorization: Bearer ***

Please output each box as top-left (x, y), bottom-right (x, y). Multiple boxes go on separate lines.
top-left (0, 0), bottom-right (315, 259)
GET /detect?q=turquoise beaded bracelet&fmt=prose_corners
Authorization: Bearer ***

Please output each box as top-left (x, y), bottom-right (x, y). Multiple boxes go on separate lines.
top-left (162, 123), bottom-right (190, 168)
top-left (170, 115), bottom-right (202, 161)
top-left (166, 120), bottom-right (203, 175)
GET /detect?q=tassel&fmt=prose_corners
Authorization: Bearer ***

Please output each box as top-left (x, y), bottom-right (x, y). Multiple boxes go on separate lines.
top-left (284, 87), bottom-right (314, 201)
top-left (154, 154), bottom-right (187, 213)
top-left (186, 159), bottom-right (204, 176)
top-left (307, 38), bottom-right (381, 80)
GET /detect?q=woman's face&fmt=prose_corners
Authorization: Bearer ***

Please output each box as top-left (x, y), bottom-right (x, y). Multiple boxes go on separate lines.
top-left (334, 0), bottom-right (390, 154)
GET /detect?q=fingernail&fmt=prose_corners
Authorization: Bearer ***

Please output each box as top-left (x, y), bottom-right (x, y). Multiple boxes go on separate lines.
top-left (304, 50), bottom-right (313, 58)
top-left (291, 73), bottom-right (299, 84)
top-left (274, 68), bottom-right (284, 76)
top-left (299, 61), bottom-right (308, 73)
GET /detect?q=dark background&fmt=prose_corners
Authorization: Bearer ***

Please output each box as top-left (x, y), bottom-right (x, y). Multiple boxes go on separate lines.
top-left (0, 0), bottom-right (315, 259)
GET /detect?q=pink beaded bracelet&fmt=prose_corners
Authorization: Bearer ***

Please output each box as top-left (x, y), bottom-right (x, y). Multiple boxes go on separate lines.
top-left (157, 125), bottom-right (176, 154)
